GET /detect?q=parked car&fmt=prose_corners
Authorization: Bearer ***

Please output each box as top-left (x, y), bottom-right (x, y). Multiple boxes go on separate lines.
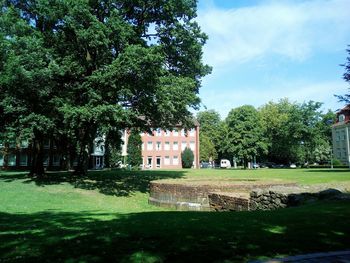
top-left (220, 159), bottom-right (231, 168)
top-left (252, 163), bottom-right (260, 169)
top-left (201, 162), bottom-right (210, 168)
top-left (290, 164), bottom-right (297, 169)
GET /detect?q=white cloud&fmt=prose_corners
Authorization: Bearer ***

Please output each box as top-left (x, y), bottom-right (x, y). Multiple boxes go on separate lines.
top-left (197, 0), bottom-right (350, 69)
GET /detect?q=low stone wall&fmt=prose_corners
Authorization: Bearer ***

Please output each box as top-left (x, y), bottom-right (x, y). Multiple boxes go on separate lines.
top-left (208, 192), bottom-right (250, 211)
top-left (249, 186), bottom-right (347, 211)
top-left (149, 180), bottom-right (296, 211)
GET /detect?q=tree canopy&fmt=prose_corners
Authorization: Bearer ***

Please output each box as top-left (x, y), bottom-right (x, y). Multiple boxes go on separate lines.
top-left (0, 0), bottom-right (210, 176)
top-left (224, 105), bottom-right (268, 168)
top-left (196, 101), bottom-right (335, 167)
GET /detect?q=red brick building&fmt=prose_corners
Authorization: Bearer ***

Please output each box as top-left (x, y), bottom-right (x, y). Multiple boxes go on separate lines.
top-left (122, 125), bottom-right (200, 169)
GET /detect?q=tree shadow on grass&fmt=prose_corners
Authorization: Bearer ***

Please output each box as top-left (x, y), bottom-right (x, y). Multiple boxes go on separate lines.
top-left (0, 169), bottom-right (186, 197)
top-left (0, 201), bottom-right (349, 262)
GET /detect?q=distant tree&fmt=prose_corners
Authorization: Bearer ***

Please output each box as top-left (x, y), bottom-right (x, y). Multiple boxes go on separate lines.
top-left (259, 99), bottom-right (333, 164)
top-left (225, 105), bottom-right (268, 168)
top-left (181, 147), bottom-right (194, 168)
top-left (313, 140), bottom-right (331, 164)
top-left (127, 130), bottom-right (142, 169)
top-left (196, 110), bottom-right (223, 159)
top-left (199, 133), bottom-right (217, 162)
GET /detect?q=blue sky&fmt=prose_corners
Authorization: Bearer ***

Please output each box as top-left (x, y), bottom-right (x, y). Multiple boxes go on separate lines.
top-left (195, 0), bottom-right (350, 119)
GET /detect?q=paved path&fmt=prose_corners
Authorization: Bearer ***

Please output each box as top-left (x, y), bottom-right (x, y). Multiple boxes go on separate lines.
top-left (250, 250), bottom-right (350, 262)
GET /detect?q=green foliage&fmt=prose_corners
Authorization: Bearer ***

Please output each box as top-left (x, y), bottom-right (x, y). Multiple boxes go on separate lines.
top-left (336, 46), bottom-right (350, 103)
top-left (197, 110), bottom-right (222, 160)
top-left (199, 133), bottom-right (218, 162)
top-left (224, 105), bottom-right (268, 167)
top-left (181, 147), bottom-right (194, 168)
top-left (259, 99), bottom-right (333, 164)
top-left (127, 130), bottom-right (142, 169)
top-left (332, 158), bottom-right (344, 166)
top-left (0, 0), bottom-right (210, 175)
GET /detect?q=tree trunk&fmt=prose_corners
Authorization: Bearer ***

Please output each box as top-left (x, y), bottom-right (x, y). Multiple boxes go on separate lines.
top-left (29, 137), bottom-right (45, 178)
top-left (73, 143), bottom-right (89, 176)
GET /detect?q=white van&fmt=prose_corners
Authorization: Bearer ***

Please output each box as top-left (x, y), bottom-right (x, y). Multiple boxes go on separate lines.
top-left (220, 159), bottom-right (231, 168)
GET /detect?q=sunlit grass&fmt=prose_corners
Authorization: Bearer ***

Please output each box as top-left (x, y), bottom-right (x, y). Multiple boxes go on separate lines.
top-left (0, 168), bottom-right (349, 262)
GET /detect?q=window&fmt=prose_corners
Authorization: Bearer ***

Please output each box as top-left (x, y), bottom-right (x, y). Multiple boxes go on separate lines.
top-left (173, 156), bottom-right (179, 165)
top-left (189, 128), bottom-right (195, 136)
top-left (173, 142), bottom-right (178, 151)
top-left (141, 143), bottom-right (145, 151)
top-left (44, 139), bottom-right (50, 149)
top-left (173, 129), bottom-right (179, 136)
top-left (8, 154), bottom-right (16, 166)
top-left (156, 156), bottom-right (161, 168)
top-left (156, 141), bottom-right (161, 151)
top-left (181, 141), bottom-right (187, 151)
top-left (181, 129), bottom-right (185, 136)
top-left (147, 157), bottom-right (153, 168)
top-left (52, 154), bottom-right (60, 166)
top-left (0, 154), bottom-right (4, 166)
top-left (339, 114), bottom-right (345, 122)
top-left (156, 128), bottom-right (161, 136)
top-left (20, 154), bottom-right (28, 166)
top-left (43, 155), bottom-right (49, 166)
top-left (165, 130), bottom-right (170, 136)
top-left (340, 130), bottom-right (345, 141)
top-left (164, 156), bottom-right (170, 165)
top-left (190, 141), bottom-right (195, 151)
top-left (164, 142), bottom-right (170, 150)
top-left (147, 142), bottom-right (153, 150)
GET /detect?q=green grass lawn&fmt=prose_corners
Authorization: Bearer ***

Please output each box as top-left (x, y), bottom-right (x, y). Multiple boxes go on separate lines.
top-left (0, 168), bottom-right (350, 262)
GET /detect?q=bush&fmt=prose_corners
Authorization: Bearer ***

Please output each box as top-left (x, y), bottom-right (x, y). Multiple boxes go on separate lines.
top-left (181, 147), bottom-right (194, 168)
top-left (332, 158), bottom-right (344, 166)
top-left (127, 129), bottom-right (142, 169)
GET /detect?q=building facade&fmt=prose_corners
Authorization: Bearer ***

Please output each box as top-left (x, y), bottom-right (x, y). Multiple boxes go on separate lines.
top-left (0, 138), bottom-right (104, 170)
top-left (122, 126), bottom-right (200, 169)
top-left (332, 105), bottom-right (350, 166)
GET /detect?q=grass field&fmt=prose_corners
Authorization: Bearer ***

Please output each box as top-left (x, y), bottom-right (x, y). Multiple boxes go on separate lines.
top-left (0, 168), bottom-right (350, 262)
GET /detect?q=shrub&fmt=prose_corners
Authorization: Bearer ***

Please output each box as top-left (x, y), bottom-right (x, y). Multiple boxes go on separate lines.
top-left (127, 129), bottom-right (142, 169)
top-left (181, 147), bottom-right (194, 168)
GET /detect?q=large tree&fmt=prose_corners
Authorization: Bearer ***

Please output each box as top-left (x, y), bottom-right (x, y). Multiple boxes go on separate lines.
top-left (0, 0), bottom-right (210, 176)
top-left (259, 99), bottom-right (333, 164)
top-left (224, 105), bottom-right (268, 168)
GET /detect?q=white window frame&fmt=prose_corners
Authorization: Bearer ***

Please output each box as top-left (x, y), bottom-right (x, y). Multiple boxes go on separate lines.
top-left (190, 141), bottom-right (195, 151)
top-left (164, 142), bottom-right (170, 150)
top-left (164, 156), bottom-right (170, 165)
top-left (173, 141), bottom-right (179, 151)
top-left (156, 141), bottom-right (162, 151)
